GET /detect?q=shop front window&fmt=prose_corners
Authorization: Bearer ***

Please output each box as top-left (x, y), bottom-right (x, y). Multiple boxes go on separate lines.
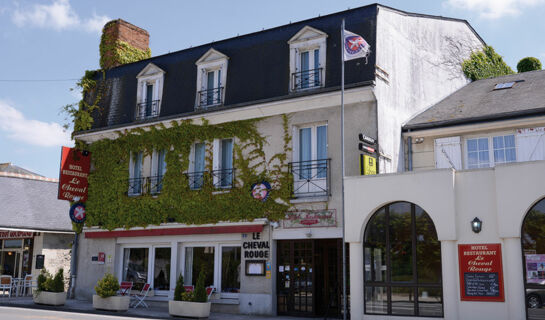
top-left (522, 198), bottom-right (545, 319)
top-left (122, 248), bottom-right (149, 290)
top-left (364, 202), bottom-right (443, 317)
top-left (153, 247), bottom-right (171, 291)
top-left (184, 247), bottom-right (214, 288)
top-left (221, 246), bottom-right (241, 294)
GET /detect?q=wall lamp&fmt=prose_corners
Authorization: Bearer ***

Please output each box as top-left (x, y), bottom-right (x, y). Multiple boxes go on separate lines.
top-left (471, 217), bottom-right (482, 233)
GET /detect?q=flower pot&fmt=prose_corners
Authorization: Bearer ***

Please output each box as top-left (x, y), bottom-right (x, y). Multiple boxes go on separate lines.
top-left (169, 300), bottom-right (211, 318)
top-left (33, 291), bottom-right (66, 306)
top-left (92, 295), bottom-right (130, 311)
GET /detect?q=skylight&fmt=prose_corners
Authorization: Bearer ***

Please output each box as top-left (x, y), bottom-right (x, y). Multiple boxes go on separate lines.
top-left (494, 82), bottom-right (515, 90)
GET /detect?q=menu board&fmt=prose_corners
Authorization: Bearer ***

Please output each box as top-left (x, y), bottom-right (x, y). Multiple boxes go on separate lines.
top-left (458, 243), bottom-right (504, 302)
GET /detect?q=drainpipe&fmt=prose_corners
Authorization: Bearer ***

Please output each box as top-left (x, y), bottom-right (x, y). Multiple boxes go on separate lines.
top-left (407, 136), bottom-right (413, 171)
top-left (67, 232), bottom-right (79, 299)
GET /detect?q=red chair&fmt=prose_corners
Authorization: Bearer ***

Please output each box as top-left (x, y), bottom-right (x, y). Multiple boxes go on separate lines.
top-left (183, 285), bottom-right (194, 292)
top-left (130, 283), bottom-right (151, 308)
top-left (118, 281), bottom-right (133, 296)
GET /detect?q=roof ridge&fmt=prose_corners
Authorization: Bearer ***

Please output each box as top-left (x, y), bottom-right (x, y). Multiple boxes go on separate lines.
top-left (0, 172), bottom-right (58, 182)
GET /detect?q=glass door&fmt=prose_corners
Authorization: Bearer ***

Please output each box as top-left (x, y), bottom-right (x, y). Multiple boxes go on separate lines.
top-left (152, 247), bottom-right (171, 295)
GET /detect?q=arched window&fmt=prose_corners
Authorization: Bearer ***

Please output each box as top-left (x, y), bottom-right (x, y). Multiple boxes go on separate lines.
top-left (521, 198), bottom-right (545, 319)
top-left (364, 202), bottom-right (443, 317)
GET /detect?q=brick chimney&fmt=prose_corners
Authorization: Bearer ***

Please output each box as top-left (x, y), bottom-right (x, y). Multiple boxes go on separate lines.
top-left (100, 19), bottom-right (150, 70)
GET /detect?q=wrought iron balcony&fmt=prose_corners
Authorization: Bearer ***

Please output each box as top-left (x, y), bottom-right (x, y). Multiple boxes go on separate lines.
top-left (128, 175), bottom-right (164, 196)
top-left (197, 87), bottom-right (223, 109)
top-left (135, 100), bottom-right (160, 120)
top-left (288, 158), bottom-right (330, 198)
top-left (185, 168), bottom-right (236, 190)
top-left (292, 68), bottom-right (323, 91)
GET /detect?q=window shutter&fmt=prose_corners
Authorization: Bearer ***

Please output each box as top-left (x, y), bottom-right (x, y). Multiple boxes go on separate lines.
top-left (516, 127), bottom-right (545, 161)
top-left (434, 137), bottom-right (462, 170)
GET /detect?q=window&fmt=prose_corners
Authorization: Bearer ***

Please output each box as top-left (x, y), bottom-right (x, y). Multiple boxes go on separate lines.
top-left (151, 150), bottom-right (167, 194)
top-left (290, 124), bottom-right (329, 197)
top-left (122, 248), bottom-right (149, 290)
top-left (129, 151), bottom-right (143, 195)
top-left (153, 247), bottom-right (171, 292)
top-left (136, 63), bottom-right (165, 120)
top-left (466, 134), bottom-right (516, 169)
top-left (220, 246), bottom-right (241, 295)
top-left (195, 48), bottom-right (228, 109)
top-left (364, 202), bottom-right (443, 317)
top-left (184, 247), bottom-right (215, 288)
top-left (219, 139), bottom-right (234, 188)
top-left (189, 142), bottom-right (206, 190)
top-left (288, 26), bottom-right (327, 92)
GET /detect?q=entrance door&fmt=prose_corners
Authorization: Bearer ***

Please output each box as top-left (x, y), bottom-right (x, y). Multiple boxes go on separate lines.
top-left (152, 247), bottom-right (171, 295)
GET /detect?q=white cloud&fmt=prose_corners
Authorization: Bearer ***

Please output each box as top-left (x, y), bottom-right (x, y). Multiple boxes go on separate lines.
top-left (0, 100), bottom-right (72, 147)
top-left (12, 0), bottom-right (109, 33)
top-left (447, 0), bottom-right (545, 19)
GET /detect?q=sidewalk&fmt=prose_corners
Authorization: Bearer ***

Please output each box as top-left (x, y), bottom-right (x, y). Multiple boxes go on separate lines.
top-left (0, 296), bottom-right (303, 320)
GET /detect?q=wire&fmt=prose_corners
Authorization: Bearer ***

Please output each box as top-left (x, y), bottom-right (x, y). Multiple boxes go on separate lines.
top-left (0, 79), bottom-right (79, 82)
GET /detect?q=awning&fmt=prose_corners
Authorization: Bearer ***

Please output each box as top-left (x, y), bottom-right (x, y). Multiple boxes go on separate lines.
top-left (84, 224), bottom-right (264, 239)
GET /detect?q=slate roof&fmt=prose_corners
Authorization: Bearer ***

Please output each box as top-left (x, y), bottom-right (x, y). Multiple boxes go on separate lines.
top-left (0, 175), bottom-right (72, 232)
top-left (404, 69), bottom-right (545, 131)
top-left (0, 163), bottom-right (43, 177)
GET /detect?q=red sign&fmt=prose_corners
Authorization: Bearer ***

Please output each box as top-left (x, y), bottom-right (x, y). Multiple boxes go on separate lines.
top-left (458, 243), bottom-right (504, 302)
top-left (58, 147), bottom-right (91, 202)
top-left (0, 231), bottom-right (33, 239)
top-left (98, 252), bottom-right (105, 264)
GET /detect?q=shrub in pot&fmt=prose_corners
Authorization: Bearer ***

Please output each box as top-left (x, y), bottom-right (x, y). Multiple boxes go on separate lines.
top-left (33, 268), bottom-right (66, 306)
top-left (169, 271), bottom-right (212, 318)
top-left (92, 273), bottom-right (129, 312)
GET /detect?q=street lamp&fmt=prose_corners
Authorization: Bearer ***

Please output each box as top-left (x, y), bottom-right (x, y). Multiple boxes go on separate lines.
top-left (471, 217), bottom-right (482, 233)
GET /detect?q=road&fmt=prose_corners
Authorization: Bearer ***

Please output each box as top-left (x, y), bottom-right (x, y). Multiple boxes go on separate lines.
top-left (0, 306), bottom-right (158, 320)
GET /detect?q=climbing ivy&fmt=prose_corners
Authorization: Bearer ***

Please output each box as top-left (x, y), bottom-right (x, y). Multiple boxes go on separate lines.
top-left (99, 40), bottom-right (151, 70)
top-left (82, 115), bottom-right (292, 230)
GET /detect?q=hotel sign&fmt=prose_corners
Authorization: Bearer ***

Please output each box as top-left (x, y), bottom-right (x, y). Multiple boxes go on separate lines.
top-left (283, 210), bottom-right (337, 228)
top-left (58, 147), bottom-right (91, 202)
top-left (0, 231), bottom-right (33, 239)
top-left (458, 243), bottom-right (504, 302)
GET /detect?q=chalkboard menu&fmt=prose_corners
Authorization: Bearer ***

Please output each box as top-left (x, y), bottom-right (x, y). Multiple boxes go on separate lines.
top-left (464, 272), bottom-right (500, 297)
top-left (35, 254), bottom-right (44, 270)
top-left (458, 244), bottom-right (504, 302)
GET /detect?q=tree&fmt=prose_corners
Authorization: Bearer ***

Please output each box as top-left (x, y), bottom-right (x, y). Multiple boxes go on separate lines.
top-left (517, 57), bottom-right (542, 73)
top-left (462, 46), bottom-right (514, 81)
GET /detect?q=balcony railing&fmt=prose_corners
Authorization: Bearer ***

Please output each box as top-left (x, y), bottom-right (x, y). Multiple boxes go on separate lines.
top-left (288, 158), bottom-right (330, 198)
top-left (135, 100), bottom-right (161, 120)
top-left (185, 168), bottom-right (236, 190)
top-left (197, 87), bottom-right (223, 109)
top-left (128, 175), bottom-right (164, 196)
top-left (292, 68), bottom-right (323, 91)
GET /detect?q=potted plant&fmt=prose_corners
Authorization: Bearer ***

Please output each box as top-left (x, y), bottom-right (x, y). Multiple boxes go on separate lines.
top-left (169, 271), bottom-right (211, 318)
top-left (33, 268), bottom-right (66, 306)
top-left (92, 273), bottom-right (130, 311)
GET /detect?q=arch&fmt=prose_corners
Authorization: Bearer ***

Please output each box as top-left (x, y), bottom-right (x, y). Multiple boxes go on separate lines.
top-left (520, 197), bottom-right (545, 317)
top-left (363, 201), bottom-right (443, 317)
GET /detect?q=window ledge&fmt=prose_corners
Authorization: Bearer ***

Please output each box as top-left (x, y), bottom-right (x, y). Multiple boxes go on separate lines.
top-left (211, 298), bottom-right (239, 305)
top-left (290, 196), bottom-right (329, 204)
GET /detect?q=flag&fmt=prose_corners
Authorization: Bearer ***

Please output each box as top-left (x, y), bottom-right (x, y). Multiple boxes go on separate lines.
top-left (343, 30), bottom-right (371, 62)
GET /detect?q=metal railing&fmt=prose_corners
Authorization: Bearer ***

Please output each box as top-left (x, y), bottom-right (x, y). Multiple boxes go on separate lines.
top-left (128, 175), bottom-right (164, 196)
top-left (197, 87), bottom-right (223, 109)
top-left (185, 168), bottom-right (236, 190)
top-left (135, 100), bottom-right (161, 120)
top-left (292, 68), bottom-right (323, 91)
top-left (288, 158), bottom-right (330, 198)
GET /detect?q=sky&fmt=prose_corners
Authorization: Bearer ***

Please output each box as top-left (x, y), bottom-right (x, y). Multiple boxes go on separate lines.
top-left (1, 0), bottom-right (544, 178)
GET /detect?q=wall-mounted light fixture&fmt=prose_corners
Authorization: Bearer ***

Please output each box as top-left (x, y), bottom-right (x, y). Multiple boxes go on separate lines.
top-left (471, 217), bottom-right (482, 233)
top-left (414, 137), bottom-right (425, 144)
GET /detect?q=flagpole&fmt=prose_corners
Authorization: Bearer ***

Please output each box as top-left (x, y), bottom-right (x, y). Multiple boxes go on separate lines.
top-left (340, 18), bottom-right (347, 320)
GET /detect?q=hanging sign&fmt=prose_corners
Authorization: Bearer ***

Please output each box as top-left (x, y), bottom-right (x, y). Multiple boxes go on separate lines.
top-left (69, 202), bottom-right (86, 224)
top-left (458, 244), bottom-right (504, 302)
top-left (251, 181), bottom-right (271, 202)
top-left (58, 146), bottom-right (91, 202)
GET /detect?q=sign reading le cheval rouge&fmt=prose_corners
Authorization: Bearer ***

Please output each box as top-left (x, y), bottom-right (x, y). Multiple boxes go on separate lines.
top-left (58, 146), bottom-right (91, 202)
top-left (458, 243), bottom-right (504, 302)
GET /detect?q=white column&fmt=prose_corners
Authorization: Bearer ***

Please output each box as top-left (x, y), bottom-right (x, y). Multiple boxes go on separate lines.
top-left (169, 241), bottom-right (178, 300)
top-left (349, 241), bottom-right (364, 320)
top-left (503, 237), bottom-right (525, 319)
top-left (440, 240), bottom-right (459, 320)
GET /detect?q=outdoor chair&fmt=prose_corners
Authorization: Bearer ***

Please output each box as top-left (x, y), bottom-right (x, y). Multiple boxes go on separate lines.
top-left (118, 281), bottom-right (133, 296)
top-left (0, 276), bottom-right (12, 298)
top-left (183, 285), bottom-right (194, 292)
top-left (130, 283), bottom-right (151, 308)
top-left (206, 286), bottom-right (216, 301)
top-left (22, 275), bottom-right (33, 296)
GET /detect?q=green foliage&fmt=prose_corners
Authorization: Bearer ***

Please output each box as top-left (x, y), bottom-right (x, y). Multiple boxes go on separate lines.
top-left (82, 115), bottom-right (292, 230)
top-left (173, 274), bottom-right (186, 301)
top-left (517, 57), bottom-right (542, 73)
top-left (95, 273), bottom-right (120, 298)
top-left (36, 268), bottom-right (64, 293)
top-left (193, 270), bottom-right (208, 303)
top-left (462, 46), bottom-right (514, 81)
top-left (99, 21), bottom-right (151, 69)
top-left (182, 291), bottom-right (194, 301)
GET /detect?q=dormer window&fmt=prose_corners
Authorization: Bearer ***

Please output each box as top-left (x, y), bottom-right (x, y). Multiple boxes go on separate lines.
top-left (195, 48), bottom-right (228, 110)
top-left (288, 26), bottom-right (327, 92)
top-left (136, 63), bottom-right (165, 121)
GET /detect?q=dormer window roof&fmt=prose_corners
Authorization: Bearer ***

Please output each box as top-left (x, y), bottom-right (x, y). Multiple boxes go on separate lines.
top-left (136, 63), bottom-right (165, 121)
top-left (195, 48), bottom-right (229, 110)
top-left (288, 26), bottom-right (328, 92)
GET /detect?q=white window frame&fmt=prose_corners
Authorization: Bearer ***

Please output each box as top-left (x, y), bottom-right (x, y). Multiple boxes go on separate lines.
top-left (188, 142), bottom-right (207, 190)
top-left (212, 138), bottom-right (234, 188)
top-left (464, 131), bottom-right (517, 169)
top-left (129, 151), bottom-right (144, 196)
top-left (292, 122), bottom-right (328, 197)
top-left (136, 63), bottom-right (165, 119)
top-left (288, 26), bottom-right (327, 92)
top-left (195, 49), bottom-right (228, 109)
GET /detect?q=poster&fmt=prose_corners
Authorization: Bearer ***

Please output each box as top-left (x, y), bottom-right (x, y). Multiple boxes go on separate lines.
top-left (525, 254), bottom-right (545, 284)
top-left (458, 243), bottom-right (504, 302)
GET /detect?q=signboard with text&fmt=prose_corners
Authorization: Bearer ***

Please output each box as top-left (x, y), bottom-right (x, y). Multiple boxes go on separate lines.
top-left (458, 243), bottom-right (504, 302)
top-left (58, 146), bottom-right (91, 202)
top-left (0, 231), bottom-right (33, 239)
top-left (283, 210), bottom-right (337, 228)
